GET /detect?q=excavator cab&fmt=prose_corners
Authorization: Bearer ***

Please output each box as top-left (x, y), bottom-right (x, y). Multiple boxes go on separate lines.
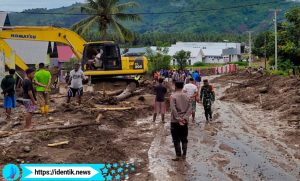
top-left (82, 42), bottom-right (122, 71)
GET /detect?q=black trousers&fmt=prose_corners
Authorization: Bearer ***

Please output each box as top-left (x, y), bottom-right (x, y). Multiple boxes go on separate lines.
top-left (171, 123), bottom-right (188, 156)
top-left (203, 99), bottom-right (213, 121)
top-left (204, 107), bottom-right (212, 121)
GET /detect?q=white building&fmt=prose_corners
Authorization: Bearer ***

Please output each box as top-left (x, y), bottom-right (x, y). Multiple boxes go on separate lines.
top-left (169, 42), bottom-right (242, 65)
top-left (168, 46), bottom-right (202, 66)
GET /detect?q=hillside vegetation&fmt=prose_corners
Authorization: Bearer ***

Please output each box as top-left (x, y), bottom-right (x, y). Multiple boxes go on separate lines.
top-left (9, 0), bottom-right (299, 34)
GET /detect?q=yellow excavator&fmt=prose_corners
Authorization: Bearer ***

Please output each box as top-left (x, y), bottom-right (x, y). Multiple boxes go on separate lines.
top-left (0, 26), bottom-right (148, 86)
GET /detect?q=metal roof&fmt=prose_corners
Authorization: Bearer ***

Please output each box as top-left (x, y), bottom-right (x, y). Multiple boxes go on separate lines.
top-left (0, 12), bottom-right (10, 28)
top-left (168, 46), bottom-right (201, 58)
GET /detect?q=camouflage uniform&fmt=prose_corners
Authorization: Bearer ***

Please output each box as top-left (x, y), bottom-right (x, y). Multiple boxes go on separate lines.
top-left (200, 85), bottom-right (215, 122)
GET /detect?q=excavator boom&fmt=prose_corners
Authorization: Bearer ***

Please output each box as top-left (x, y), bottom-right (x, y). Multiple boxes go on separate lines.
top-left (0, 26), bottom-right (86, 60)
top-left (0, 26), bottom-right (147, 80)
top-left (0, 38), bottom-right (28, 70)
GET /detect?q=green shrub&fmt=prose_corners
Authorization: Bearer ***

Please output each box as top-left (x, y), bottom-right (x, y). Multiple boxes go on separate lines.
top-left (268, 70), bottom-right (289, 76)
top-left (230, 61), bottom-right (249, 66)
top-left (193, 61), bottom-right (206, 66)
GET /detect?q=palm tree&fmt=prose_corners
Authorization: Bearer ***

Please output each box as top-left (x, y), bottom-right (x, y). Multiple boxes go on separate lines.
top-left (72, 0), bottom-right (141, 42)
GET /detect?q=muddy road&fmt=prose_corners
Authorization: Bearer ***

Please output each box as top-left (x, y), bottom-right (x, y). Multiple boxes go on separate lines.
top-left (0, 75), bottom-right (299, 181)
top-left (147, 80), bottom-right (300, 181)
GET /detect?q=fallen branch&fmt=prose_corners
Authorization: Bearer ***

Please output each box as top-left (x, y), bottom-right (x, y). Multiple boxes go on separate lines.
top-left (95, 113), bottom-right (103, 123)
top-left (22, 122), bottom-right (103, 132)
top-left (107, 89), bottom-right (123, 96)
top-left (0, 122), bottom-right (103, 138)
top-left (115, 83), bottom-right (137, 101)
top-left (51, 95), bottom-right (68, 99)
top-left (92, 106), bottom-right (133, 111)
top-left (229, 81), bottom-right (246, 86)
top-left (48, 141), bottom-right (69, 147)
top-left (259, 94), bottom-right (263, 106)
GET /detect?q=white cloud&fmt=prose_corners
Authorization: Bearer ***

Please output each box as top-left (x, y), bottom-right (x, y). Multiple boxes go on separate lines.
top-left (0, 0), bottom-right (86, 12)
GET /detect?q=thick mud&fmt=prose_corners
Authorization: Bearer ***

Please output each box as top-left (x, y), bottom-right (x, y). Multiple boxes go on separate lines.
top-left (147, 77), bottom-right (300, 181)
top-left (0, 88), bottom-right (157, 180)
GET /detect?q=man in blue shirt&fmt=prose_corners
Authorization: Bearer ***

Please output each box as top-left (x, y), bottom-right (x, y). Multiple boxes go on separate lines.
top-left (192, 70), bottom-right (201, 87)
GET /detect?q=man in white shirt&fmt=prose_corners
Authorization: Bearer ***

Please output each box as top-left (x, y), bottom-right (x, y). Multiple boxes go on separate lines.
top-left (67, 63), bottom-right (86, 104)
top-left (183, 78), bottom-right (198, 123)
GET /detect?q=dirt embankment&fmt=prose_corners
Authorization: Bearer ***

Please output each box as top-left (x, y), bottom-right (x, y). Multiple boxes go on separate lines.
top-left (212, 72), bottom-right (300, 158)
top-left (0, 82), bottom-right (157, 180)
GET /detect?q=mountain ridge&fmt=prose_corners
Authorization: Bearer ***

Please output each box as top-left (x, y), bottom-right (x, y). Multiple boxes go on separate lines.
top-left (7, 0), bottom-right (300, 34)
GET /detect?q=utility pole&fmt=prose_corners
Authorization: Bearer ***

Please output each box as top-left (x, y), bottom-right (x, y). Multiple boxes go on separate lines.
top-left (270, 9), bottom-right (281, 70)
top-left (264, 34), bottom-right (267, 69)
top-left (246, 31), bottom-right (253, 64)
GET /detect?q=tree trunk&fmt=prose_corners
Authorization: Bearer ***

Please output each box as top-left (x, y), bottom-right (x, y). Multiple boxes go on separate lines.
top-left (115, 82), bottom-right (137, 101)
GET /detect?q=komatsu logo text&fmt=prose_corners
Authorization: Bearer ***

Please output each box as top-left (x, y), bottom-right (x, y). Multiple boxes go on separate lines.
top-left (11, 34), bottom-right (36, 39)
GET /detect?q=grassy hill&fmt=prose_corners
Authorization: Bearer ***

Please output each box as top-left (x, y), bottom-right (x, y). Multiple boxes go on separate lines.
top-left (8, 0), bottom-right (300, 34)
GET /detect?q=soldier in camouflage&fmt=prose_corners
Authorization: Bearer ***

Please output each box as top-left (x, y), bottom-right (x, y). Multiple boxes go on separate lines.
top-left (200, 79), bottom-right (215, 123)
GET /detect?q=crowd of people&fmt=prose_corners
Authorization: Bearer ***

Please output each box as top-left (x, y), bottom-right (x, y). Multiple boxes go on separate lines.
top-left (1, 62), bottom-right (85, 129)
top-left (152, 69), bottom-right (215, 161)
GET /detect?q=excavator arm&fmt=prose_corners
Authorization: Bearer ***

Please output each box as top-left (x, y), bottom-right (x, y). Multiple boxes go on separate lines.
top-left (0, 26), bottom-right (87, 65)
top-left (0, 38), bottom-right (28, 70)
top-left (0, 26), bottom-right (148, 78)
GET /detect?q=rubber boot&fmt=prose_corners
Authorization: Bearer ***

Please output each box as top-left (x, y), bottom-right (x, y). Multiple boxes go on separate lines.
top-left (40, 106), bottom-right (45, 114)
top-left (172, 142), bottom-right (181, 161)
top-left (45, 105), bottom-right (49, 114)
top-left (182, 143), bottom-right (188, 159)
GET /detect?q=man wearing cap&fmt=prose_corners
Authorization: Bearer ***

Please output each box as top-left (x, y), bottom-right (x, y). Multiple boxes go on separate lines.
top-left (170, 81), bottom-right (192, 161)
top-left (33, 63), bottom-right (52, 116)
top-left (67, 63), bottom-right (85, 104)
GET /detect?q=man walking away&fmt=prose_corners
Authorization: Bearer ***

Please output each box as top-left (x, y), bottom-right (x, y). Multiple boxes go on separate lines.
top-left (1, 69), bottom-right (16, 120)
top-left (200, 79), bottom-right (215, 123)
top-left (22, 68), bottom-right (36, 129)
top-left (192, 70), bottom-right (201, 87)
top-left (33, 63), bottom-right (51, 116)
top-left (67, 63), bottom-right (85, 104)
top-left (170, 81), bottom-right (192, 161)
top-left (183, 78), bottom-right (198, 123)
top-left (153, 78), bottom-right (167, 123)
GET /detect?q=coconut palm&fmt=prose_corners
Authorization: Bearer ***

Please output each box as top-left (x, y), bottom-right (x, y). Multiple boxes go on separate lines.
top-left (72, 0), bottom-right (141, 42)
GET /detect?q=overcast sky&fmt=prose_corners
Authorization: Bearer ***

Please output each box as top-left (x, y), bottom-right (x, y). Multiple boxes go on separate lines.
top-left (1, 0), bottom-right (86, 12)
top-left (1, 0), bottom-right (299, 12)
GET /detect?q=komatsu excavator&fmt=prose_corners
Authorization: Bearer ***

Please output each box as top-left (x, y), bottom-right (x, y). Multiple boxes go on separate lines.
top-left (0, 26), bottom-right (148, 88)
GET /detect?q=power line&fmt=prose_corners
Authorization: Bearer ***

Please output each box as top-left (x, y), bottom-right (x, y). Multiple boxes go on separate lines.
top-left (2, 0), bottom-right (285, 16)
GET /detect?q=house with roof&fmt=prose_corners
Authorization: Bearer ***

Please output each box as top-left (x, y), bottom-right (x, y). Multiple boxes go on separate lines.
top-left (169, 42), bottom-right (242, 65)
top-left (57, 45), bottom-right (75, 63)
top-left (168, 46), bottom-right (202, 66)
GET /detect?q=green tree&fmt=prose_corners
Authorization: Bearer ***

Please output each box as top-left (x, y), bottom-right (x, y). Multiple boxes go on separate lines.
top-left (253, 31), bottom-right (274, 60)
top-left (71, 0), bottom-right (141, 42)
top-left (173, 50), bottom-right (191, 70)
top-left (278, 7), bottom-right (300, 67)
top-left (145, 47), bottom-right (171, 73)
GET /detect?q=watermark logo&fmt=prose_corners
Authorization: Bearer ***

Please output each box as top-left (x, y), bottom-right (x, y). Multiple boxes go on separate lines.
top-left (2, 163), bottom-right (139, 180)
top-left (2, 164), bottom-right (20, 181)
